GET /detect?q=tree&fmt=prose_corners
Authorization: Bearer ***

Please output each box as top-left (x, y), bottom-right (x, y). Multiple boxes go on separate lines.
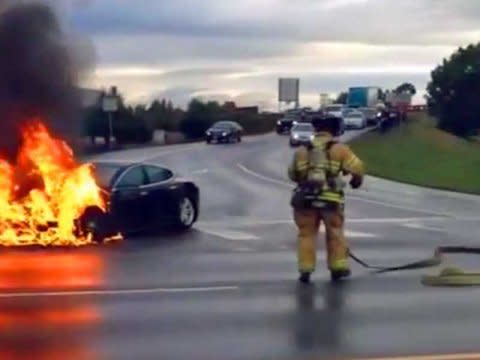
top-left (147, 98), bottom-right (181, 131)
top-left (335, 92), bottom-right (348, 104)
top-left (179, 99), bottom-right (222, 139)
top-left (426, 43), bottom-right (480, 136)
top-left (395, 82), bottom-right (417, 95)
top-left (83, 106), bottom-right (108, 145)
top-left (378, 88), bottom-right (390, 102)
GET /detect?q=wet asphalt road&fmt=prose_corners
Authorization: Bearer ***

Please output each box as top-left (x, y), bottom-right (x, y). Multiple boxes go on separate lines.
top-left (2, 131), bottom-right (480, 360)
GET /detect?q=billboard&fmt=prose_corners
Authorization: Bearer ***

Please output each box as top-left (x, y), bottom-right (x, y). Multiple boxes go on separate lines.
top-left (102, 95), bottom-right (119, 112)
top-left (278, 78), bottom-right (299, 102)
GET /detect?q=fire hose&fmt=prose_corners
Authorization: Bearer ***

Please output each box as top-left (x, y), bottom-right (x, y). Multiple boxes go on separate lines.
top-left (348, 247), bottom-right (480, 286)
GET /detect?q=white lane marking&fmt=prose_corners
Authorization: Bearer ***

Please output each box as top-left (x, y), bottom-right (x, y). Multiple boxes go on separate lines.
top-left (347, 195), bottom-right (449, 217)
top-left (355, 353), bottom-right (480, 360)
top-left (197, 226), bottom-right (260, 240)
top-left (236, 163), bottom-right (450, 217)
top-left (342, 230), bottom-right (377, 238)
top-left (198, 217), bottom-right (447, 227)
top-left (403, 223), bottom-right (445, 232)
top-left (0, 286), bottom-right (239, 299)
top-left (90, 133), bottom-right (266, 163)
top-left (234, 247), bottom-right (255, 252)
top-left (89, 144), bottom-right (201, 163)
top-left (237, 163), bottom-right (294, 187)
top-left (198, 224), bottom-right (375, 239)
top-left (191, 169), bottom-right (209, 175)
top-left (348, 217), bottom-right (447, 224)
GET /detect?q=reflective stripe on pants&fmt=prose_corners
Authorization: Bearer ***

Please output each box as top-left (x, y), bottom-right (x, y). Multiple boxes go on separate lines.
top-left (293, 206), bottom-right (349, 273)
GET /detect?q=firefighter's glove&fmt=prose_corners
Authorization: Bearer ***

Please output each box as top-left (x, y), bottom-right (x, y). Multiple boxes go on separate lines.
top-left (350, 176), bottom-right (363, 189)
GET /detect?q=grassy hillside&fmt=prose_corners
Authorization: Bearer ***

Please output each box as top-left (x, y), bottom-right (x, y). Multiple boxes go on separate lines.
top-left (349, 114), bottom-right (480, 194)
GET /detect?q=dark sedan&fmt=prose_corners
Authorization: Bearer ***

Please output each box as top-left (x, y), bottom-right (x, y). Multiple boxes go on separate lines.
top-left (205, 121), bottom-right (243, 144)
top-left (276, 116), bottom-right (297, 134)
top-left (77, 161), bottom-right (200, 241)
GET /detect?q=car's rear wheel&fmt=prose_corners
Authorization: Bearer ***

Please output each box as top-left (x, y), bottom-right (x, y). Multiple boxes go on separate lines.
top-left (175, 196), bottom-right (197, 230)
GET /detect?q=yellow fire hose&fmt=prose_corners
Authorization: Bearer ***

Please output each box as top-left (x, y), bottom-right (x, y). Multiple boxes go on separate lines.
top-left (349, 247), bottom-right (480, 286)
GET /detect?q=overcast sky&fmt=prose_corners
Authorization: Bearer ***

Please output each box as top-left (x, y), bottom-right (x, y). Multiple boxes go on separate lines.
top-left (60, 0), bottom-right (480, 109)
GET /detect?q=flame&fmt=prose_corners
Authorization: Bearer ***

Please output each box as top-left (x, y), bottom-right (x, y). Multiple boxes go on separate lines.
top-left (0, 119), bottom-right (118, 246)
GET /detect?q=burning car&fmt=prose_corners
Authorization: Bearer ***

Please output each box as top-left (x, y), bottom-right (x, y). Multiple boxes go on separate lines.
top-left (0, 120), bottom-right (200, 247)
top-left (81, 161), bottom-right (200, 240)
top-left (0, 121), bottom-right (118, 247)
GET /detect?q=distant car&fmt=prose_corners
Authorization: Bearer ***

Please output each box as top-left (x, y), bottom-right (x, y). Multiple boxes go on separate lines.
top-left (77, 161), bottom-right (200, 241)
top-left (276, 115), bottom-right (298, 134)
top-left (344, 111), bottom-right (367, 129)
top-left (324, 104), bottom-right (347, 134)
top-left (289, 123), bottom-right (315, 147)
top-left (205, 121), bottom-right (243, 144)
top-left (324, 104), bottom-right (346, 119)
top-left (359, 108), bottom-right (379, 126)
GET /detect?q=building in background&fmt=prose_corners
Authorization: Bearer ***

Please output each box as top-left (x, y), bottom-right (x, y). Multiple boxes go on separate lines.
top-left (320, 93), bottom-right (333, 109)
top-left (222, 101), bottom-right (259, 115)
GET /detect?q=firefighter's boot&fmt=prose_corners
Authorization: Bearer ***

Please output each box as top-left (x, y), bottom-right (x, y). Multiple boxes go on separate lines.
top-left (330, 268), bottom-right (351, 282)
top-left (299, 272), bottom-right (311, 284)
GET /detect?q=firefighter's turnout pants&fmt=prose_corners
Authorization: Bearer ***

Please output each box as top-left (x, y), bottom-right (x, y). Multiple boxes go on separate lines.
top-left (294, 205), bottom-right (348, 273)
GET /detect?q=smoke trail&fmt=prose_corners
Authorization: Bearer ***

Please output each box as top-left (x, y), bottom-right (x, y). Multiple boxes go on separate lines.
top-left (0, 1), bottom-right (90, 160)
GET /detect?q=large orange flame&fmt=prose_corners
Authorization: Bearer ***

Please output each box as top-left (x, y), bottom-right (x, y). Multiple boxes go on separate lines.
top-left (0, 119), bottom-right (114, 246)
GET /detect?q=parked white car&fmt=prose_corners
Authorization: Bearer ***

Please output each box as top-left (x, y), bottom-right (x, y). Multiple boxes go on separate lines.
top-left (344, 111), bottom-right (367, 129)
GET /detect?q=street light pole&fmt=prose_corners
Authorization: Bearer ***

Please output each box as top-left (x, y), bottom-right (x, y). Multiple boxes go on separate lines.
top-left (108, 111), bottom-right (113, 149)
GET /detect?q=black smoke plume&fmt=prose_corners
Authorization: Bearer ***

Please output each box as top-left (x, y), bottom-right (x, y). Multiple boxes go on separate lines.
top-left (0, 1), bottom-right (84, 161)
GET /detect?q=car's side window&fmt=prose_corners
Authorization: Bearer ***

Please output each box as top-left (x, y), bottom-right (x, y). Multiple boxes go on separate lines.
top-left (115, 166), bottom-right (147, 188)
top-left (145, 166), bottom-right (173, 184)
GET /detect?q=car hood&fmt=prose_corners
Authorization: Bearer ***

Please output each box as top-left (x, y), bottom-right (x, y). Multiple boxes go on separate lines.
top-left (291, 131), bottom-right (314, 137)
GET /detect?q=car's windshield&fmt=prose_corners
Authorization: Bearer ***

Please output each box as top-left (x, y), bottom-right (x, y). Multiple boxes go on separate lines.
top-left (92, 163), bottom-right (122, 188)
top-left (293, 124), bottom-right (313, 132)
top-left (325, 106), bottom-right (342, 112)
top-left (212, 122), bottom-right (233, 129)
top-left (348, 113), bottom-right (363, 118)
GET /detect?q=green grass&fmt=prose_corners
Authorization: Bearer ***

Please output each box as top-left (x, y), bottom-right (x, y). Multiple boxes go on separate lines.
top-left (349, 114), bottom-right (480, 194)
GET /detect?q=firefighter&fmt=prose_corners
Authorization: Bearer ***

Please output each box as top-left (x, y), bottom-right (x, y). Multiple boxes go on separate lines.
top-left (288, 115), bottom-right (365, 283)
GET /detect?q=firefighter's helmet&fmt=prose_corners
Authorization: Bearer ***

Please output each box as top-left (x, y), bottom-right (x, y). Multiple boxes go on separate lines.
top-left (311, 114), bottom-right (342, 137)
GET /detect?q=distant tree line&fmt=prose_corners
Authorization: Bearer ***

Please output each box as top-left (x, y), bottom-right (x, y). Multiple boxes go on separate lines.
top-left (82, 95), bottom-right (185, 146)
top-left (83, 95), bottom-right (279, 146)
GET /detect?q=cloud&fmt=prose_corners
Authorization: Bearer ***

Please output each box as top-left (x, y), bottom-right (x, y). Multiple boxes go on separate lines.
top-left (70, 0), bottom-right (480, 45)
top-left (72, 0), bottom-right (480, 109)
top-left (149, 86), bottom-right (203, 108)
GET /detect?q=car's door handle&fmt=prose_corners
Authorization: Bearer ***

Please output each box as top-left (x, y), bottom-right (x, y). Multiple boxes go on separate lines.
top-left (140, 191), bottom-right (149, 196)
